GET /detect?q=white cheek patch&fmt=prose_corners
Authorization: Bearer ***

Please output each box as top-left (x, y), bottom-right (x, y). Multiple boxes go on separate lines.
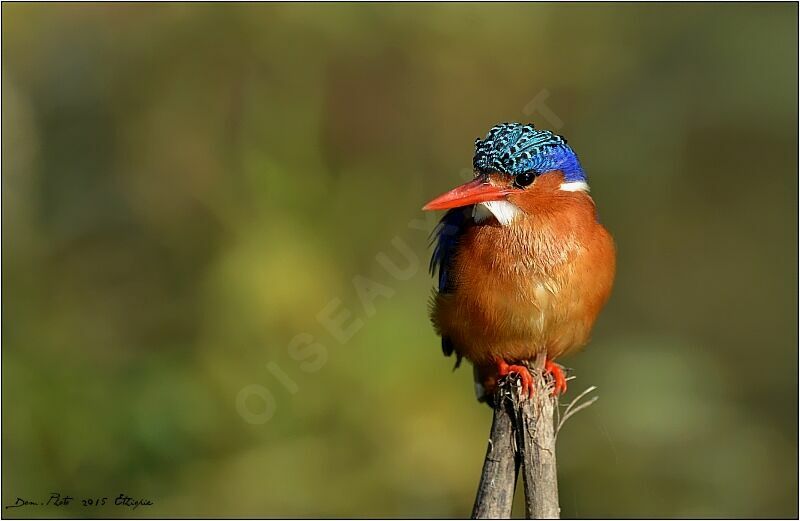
top-left (559, 181), bottom-right (590, 192)
top-left (472, 200), bottom-right (521, 225)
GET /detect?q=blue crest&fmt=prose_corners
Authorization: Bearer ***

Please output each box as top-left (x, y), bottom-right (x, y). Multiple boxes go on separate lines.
top-left (473, 123), bottom-right (585, 182)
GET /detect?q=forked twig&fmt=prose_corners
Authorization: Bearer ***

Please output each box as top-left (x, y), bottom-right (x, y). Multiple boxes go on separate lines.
top-left (473, 357), bottom-right (598, 519)
top-left (472, 354), bottom-right (561, 519)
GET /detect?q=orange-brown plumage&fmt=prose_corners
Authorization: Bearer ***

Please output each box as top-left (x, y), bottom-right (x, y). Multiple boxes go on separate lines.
top-left (428, 171), bottom-right (615, 395)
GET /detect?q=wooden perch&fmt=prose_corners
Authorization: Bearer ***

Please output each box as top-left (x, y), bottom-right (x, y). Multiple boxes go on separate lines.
top-left (471, 353), bottom-right (562, 519)
top-left (471, 381), bottom-right (520, 518)
top-left (518, 354), bottom-right (560, 519)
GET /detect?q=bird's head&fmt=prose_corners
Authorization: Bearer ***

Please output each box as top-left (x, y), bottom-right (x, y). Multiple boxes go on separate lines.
top-left (423, 123), bottom-right (589, 224)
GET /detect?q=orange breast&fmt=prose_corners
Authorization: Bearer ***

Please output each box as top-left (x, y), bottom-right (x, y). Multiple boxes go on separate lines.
top-left (431, 191), bottom-right (615, 366)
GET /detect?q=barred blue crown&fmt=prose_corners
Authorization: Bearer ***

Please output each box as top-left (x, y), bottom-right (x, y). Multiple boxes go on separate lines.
top-left (473, 123), bottom-right (586, 183)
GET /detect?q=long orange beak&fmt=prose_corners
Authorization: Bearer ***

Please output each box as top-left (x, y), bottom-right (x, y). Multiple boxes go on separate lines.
top-left (422, 178), bottom-right (513, 211)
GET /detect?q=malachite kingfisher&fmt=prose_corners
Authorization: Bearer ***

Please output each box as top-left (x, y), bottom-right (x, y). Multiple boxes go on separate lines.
top-left (424, 122), bottom-right (616, 400)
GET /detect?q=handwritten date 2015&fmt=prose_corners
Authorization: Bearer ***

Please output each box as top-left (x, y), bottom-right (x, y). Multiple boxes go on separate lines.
top-left (5, 492), bottom-right (153, 510)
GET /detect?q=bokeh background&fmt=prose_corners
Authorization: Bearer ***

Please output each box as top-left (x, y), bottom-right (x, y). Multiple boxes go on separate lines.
top-left (3, 3), bottom-right (798, 518)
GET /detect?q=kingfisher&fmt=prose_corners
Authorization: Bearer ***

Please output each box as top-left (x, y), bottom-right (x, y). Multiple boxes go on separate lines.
top-left (424, 122), bottom-right (616, 400)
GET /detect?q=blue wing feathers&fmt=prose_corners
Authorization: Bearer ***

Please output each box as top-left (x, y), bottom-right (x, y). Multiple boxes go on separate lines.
top-left (429, 207), bottom-right (471, 294)
top-left (429, 207), bottom-right (472, 367)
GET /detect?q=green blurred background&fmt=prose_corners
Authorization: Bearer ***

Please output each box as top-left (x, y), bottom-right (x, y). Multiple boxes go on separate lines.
top-left (2, 3), bottom-right (797, 518)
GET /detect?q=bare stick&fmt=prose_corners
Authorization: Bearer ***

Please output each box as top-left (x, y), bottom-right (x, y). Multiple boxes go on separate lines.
top-left (472, 353), bottom-right (570, 519)
top-left (518, 353), bottom-right (560, 519)
top-left (471, 383), bottom-right (520, 519)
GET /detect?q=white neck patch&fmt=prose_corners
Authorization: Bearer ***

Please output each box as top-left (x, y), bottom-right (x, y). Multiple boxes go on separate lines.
top-left (472, 200), bottom-right (521, 226)
top-left (559, 181), bottom-right (590, 192)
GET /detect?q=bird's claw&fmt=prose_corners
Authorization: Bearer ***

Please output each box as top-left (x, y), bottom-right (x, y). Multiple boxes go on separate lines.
top-left (544, 359), bottom-right (568, 396)
top-left (494, 358), bottom-right (568, 398)
top-left (495, 358), bottom-right (536, 398)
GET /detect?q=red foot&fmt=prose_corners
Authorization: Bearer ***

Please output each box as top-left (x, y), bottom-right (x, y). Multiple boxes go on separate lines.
top-left (545, 360), bottom-right (568, 396)
top-left (495, 357), bottom-right (535, 398)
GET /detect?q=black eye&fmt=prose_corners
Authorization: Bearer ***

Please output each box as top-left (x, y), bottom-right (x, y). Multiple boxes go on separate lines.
top-left (514, 171), bottom-right (536, 188)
